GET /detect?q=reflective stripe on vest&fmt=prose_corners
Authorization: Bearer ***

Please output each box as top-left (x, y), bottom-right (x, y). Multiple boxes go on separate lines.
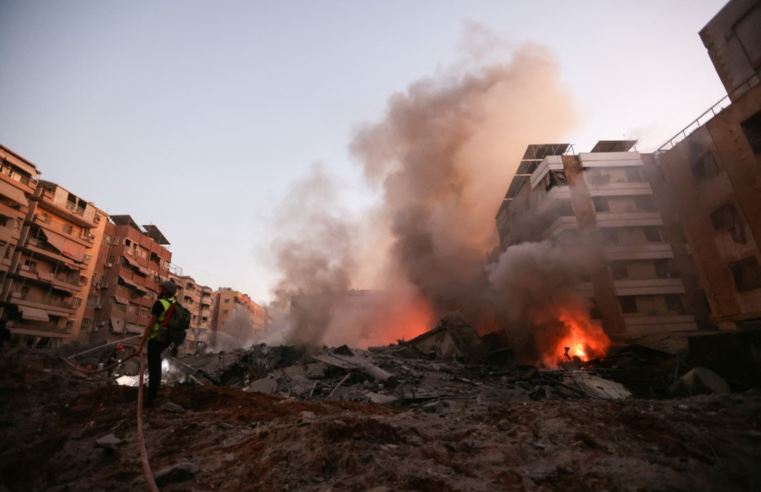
top-left (149, 297), bottom-right (175, 340)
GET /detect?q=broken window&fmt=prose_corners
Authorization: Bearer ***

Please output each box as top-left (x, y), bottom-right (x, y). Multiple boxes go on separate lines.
top-left (710, 203), bottom-right (746, 242)
top-left (730, 257), bottom-right (761, 292)
top-left (593, 197), bottom-right (609, 213)
top-left (624, 168), bottom-right (641, 182)
top-left (690, 152), bottom-right (720, 180)
top-left (664, 295), bottom-right (685, 315)
top-left (619, 296), bottom-right (638, 314)
top-left (741, 110), bottom-right (761, 155)
top-left (643, 227), bottom-right (661, 243)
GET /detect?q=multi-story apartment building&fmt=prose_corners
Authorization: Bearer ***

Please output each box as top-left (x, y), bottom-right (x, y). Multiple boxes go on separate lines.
top-left (495, 142), bottom-right (702, 338)
top-left (657, 0), bottom-right (761, 331)
top-left (81, 215), bottom-right (171, 343)
top-left (0, 145), bottom-right (39, 289)
top-left (1, 178), bottom-right (106, 348)
top-left (168, 271), bottom-right (213, 353)
top-left (211, 288), bottom-right (267, 342)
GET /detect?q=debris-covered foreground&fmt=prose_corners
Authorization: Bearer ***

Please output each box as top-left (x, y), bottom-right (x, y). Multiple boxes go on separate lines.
top-left (2, 347), bottom-right (761, 492)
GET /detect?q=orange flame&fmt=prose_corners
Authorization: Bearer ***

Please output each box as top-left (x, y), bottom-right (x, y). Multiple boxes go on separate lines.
top-left (540, 308), bottom-right (610, 368)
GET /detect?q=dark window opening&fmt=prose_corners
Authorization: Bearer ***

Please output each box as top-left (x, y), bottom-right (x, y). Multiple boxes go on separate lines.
top-left (664, 295), bottom-right (685, 315)
top-left (643, 227), bottom-right (661, 243)
top-left (654, 259), bottom-right (676, 278)
top-left (634, 196), bottom-right (653, 212)
top-left (593, 197), bottom-right (609, 213)
top-left (731, 257), bottom-right (761, 292)
top-left (710, 203), bottom-right (746, 242)
top-left (624, 168), bottom-right (642, 182)
top-left (619, 296), bottom-right (638, 314)
top-left (610, 262), bottom-right (628, 280)
top-left (741, 110), bottom-right (761, 155)
top-left (690, 152), bottom-right (720, 179)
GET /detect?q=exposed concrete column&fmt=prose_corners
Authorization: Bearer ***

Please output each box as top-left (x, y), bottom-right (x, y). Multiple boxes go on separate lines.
top-left (562, 155), bottom-right (627, 334)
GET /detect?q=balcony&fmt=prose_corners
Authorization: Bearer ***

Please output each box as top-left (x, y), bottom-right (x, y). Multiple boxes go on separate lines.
top-left (614, 278), bottom-right (686, 296)
top-left (16, 269), bottom-right (83, 294)
top-left (31, 214), bottom-right (94, 248)
top-left (11, 293), bottom-right (78, 316)
top-left (587, 181), bottom-right (653, 197)
top-left (604, 243), bottom-right (674, 261)
top-left (623, 315), bottom-right (697, 337)
top-left (23, 238), bottom-right (83, 270)
top-left (542, 216), bottom-right (578, 239)
top-left (595, 212), bottom-right (663, 228)
top-left (37, 196), bottom-right (97, 229)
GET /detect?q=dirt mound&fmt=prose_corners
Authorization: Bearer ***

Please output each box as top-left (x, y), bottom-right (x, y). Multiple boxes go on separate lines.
top-left (2, 350), bottom-right (761, 491)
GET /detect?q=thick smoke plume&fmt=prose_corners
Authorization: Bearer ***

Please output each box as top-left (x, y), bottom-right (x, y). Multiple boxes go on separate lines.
top-left (269, 26), bottom-right (585, 356)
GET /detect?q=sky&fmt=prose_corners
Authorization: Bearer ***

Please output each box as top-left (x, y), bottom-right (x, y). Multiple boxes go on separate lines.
top-left (0, 0), bottom-right (728, 304)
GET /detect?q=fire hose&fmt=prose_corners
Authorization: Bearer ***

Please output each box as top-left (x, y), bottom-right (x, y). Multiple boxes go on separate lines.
top-left (62, 339), bottom-right (159, 491)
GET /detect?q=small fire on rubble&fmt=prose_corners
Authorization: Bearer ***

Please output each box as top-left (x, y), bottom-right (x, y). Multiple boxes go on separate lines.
top-left (541, 309), bottom-right (610, 368)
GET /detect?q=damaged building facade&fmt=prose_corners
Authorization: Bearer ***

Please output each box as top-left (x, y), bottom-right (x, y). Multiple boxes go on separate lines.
top-left (656, 0), bottom-right (761, 332)
top-left (494, 142), bottom-right (704, 338)
top-left (0, 174), bottom-right (107, 348)
top-left (168, 270), bottom-right (214, 354)
top-left (81, 215), bottom-right (172, 343)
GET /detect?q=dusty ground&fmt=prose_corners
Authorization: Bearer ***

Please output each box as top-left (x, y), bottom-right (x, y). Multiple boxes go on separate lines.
top-left (2, 350), bottom-right (761, 492)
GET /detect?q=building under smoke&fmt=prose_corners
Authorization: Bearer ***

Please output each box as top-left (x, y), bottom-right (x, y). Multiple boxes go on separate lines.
top-left (492, 142), bottom-right (708, 344)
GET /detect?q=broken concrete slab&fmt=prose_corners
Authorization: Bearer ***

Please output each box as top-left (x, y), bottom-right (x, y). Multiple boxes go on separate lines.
top-left (297, 411), bottom-right (316, 426)
top-left (245, 376), bottom-right (277, 394)
top-left (95, 433), bottom-right (122, 447)
top-left (160, 402), bottom-right (186, 414)
top-left (306, 362), bottom-right (327, 379)
top-left (670, 367), bottom-right (731, 396)
top-left (313, 351), bottom-right (398, 385)
top-left (366, 392), bottom-right (400, 405)
top-left (154, 462), bottom-right (199, 487)
top-left (565, 372), bottom-right (631, 400)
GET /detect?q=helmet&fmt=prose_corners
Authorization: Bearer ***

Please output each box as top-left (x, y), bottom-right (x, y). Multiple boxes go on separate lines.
top-left (116, 345), bottom-right (124, 351)
top-left (159, 280), bottom-right (178, 296)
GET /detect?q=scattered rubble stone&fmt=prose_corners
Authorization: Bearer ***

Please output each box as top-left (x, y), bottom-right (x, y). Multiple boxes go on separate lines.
top-left (160, 402), bottom-right (186, 413)
top-left (95, 433), bottom-right (122, 447)
top-left (154, 462), bottom-right (199, 487)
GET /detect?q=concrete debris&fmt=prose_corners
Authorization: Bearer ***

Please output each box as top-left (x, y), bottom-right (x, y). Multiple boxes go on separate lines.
top-left (95, 433), bottom-right (122, 447)
top-left (154, 462), bottom-right (200, 487)
top-left (670, 367), bottom-right (731, 396)
top-left (160, 402), bottom-right (187, 413)
top-left (566, 372), bottom-right (632, 400)
top-left (245, 375), bottom-right (278, 394)
top-left (296, 411), bottom-right (316, 426)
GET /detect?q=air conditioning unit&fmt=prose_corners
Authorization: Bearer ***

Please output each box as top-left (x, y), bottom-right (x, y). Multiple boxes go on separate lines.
top-left (97, 321), bottom-right (106, 327)
top-left (93, 283), bottom-right (101, 290)
top-left (100, 282), bottom-right (109, 289)
top-left (104, 263), bottom-right (112, 268)
top-left (94, 304), bottom-right (103, 310)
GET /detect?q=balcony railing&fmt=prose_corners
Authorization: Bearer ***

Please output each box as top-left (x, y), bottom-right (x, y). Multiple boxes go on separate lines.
top-left (64, 201), bottom-right (86, 217)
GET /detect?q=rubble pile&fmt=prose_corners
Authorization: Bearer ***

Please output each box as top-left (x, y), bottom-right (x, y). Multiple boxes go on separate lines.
top-left (2, 319), bottom-right (761, 491)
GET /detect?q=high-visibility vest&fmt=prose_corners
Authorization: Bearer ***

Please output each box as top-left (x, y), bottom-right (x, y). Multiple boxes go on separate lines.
top-left (149, 297), bottom-right (176, 340)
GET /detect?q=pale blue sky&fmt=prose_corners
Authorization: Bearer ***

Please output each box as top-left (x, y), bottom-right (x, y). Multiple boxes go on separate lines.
top-left (0, 1), bottom-right (728, 303)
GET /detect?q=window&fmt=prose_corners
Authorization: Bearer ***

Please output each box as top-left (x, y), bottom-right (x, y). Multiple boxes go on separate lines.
top-left (62, 224), bottom-right (73, 234)
top-left (24, 259), bottom-right (37, 272)
top-left (710, 203), bottom-right (740, 230)
top-left (690, 153), bottom-right (720, 179)
top-left (610, 262), bottom-right (628, 280)
top-left (643, 227), bottom-right (661, 243)
top-left (593, 197), bottom-right (609, 213)
top-left (73, 297), bottom-right (82, 307)
top-left (624, 168), bottom-right (641, 182)
top-left (740, 110), bottom-right (761, 155)
top-left (223, 309), bottom-right (229, 315)
top-left (654, 259), bottom-right (676, 278)
top-left (664, 295), bottom-right (685, 315)
top-left (20, 286), bottom-right (29, 300)
top-left (619, 296), bottom-right (638, 314)
top-left (634, 196), bottom-right (653, 212)
top-left (730, 257), bottom-right (761, 292)
top-left (224, 298), bottom-right (230, 304)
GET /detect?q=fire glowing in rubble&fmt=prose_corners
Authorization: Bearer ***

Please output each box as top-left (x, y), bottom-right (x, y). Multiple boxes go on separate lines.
top-left (541, 309), bottom-right (610, 368)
